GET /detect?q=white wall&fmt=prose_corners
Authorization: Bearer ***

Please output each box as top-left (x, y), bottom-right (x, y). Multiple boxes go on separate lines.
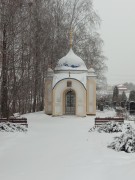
top-left (87, 78), bottom-right (96, 115)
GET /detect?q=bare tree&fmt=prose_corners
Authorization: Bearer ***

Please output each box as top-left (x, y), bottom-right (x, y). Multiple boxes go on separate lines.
top-left (0, 0), bottom-right (107, 117)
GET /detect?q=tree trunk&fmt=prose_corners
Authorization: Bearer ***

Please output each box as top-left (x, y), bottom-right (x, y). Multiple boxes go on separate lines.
top-left (1, 25), bottom-right (9, 118)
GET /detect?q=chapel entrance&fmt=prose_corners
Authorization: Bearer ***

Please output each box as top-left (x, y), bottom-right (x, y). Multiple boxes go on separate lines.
top-left (65, 90), bottom-right (76, 115)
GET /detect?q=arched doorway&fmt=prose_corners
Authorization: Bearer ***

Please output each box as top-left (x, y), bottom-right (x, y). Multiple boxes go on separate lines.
top-left (65, 90), bottom-right (76, 115)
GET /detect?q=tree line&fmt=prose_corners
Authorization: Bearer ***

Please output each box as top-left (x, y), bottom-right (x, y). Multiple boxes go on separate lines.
top-left (112, 86), bottom-right (135, 106)
top-left (0, 0), bottom-right (107, 117)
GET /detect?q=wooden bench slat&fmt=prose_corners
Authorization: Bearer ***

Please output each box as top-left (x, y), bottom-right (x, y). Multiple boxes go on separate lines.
top-left (0, 118), bottom-right (28, 127)
top-left (96, 120), bottom-right (123, 122)
top-left (95, 117), bottom-right (124, 126)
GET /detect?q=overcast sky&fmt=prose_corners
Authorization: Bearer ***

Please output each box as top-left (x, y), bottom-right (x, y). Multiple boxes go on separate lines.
top-left (93, 0), bottom-right (135, 85)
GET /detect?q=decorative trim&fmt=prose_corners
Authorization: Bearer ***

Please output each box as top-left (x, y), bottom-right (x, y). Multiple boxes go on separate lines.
top-left (53, 78), bottom-right (86, 90)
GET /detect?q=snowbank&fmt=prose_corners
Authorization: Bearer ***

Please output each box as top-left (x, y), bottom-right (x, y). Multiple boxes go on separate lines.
top-left (0, 110), bottom-right (135, 180)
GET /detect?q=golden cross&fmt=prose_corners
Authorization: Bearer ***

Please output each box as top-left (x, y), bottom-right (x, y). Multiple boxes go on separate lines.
top-left (70, 29), bottom-right (73, 48)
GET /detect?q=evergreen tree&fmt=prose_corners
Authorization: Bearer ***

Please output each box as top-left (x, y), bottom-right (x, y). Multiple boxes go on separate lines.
top-left (112, 86), bottom-right (119, 105)
top-left (129, 91), bottom-right (135, 102)
top-left (121, 91), bottom-right (127, 102)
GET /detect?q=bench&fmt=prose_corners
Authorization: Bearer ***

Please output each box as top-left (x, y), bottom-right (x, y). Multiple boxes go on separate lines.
top-left (95, 117), bottom-right (124, 127)
top-left (0, 117), bottom-right (28, 127)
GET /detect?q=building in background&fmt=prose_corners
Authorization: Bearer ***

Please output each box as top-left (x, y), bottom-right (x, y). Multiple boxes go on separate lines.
top-left (117, 84), bottom-right (127, 94)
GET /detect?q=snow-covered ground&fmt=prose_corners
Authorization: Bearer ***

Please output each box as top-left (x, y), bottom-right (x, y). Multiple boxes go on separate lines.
top-left (0, 110), bottom-right (135, 180)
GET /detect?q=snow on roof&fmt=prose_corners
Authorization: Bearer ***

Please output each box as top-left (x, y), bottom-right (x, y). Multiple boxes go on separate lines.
top-left (55, 48), bottom-right (87, 71)
top-left (118, 88), bottom-right (127, 90)
top-left (53, 72), bottom-right (87, 88)
top-left (47, 68), bottom-right (53, 77)
top-left (117, 84), bottom-right (127, 89)
top-left (88, 68), bottom-right (96, 77)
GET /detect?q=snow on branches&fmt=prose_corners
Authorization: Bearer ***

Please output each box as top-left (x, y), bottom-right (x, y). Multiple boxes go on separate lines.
top-left (108, 124), bottom-right (135, 153)
top-left (0, 122), bottom-right (27, 132)
top-left (96, 121), bottom-right (123, 133)
top-left (89, 121), bottom-right (135, 153)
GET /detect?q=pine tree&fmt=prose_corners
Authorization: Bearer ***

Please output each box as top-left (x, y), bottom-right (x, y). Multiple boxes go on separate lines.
top-left (121, 91), bottom-right (127, 102)
top-left (120, 91), bottom-right (127, 108)
top-left (129, 91), bottom-right (135, 102)
top-left (112, 86), bottom-right (119, 102)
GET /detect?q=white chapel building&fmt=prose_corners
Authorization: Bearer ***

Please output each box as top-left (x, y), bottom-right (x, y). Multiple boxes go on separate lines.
top-left (44, 48), bottom-right (96, 117)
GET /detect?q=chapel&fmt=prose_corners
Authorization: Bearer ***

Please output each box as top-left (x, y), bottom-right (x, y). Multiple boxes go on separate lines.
top-left (44, 35), bottom-right (96, 117)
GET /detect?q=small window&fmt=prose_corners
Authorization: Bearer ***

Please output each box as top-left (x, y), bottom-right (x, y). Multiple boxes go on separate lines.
top-left (67, 81), bottom-right (72, 87)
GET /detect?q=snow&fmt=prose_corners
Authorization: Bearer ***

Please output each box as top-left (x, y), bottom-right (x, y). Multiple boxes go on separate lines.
top-left (0, 122), bottom-right (27, 132)
top-left (88, 67), bottom-right (96, 77)
top-left (55, 49), bottom-right (87, 71)
top-left (108, 125), bottom-right (135, 153)
top-left (0, 110), bottom-right (135, 180)
top-left (53, 72), bottom-right (87, 88)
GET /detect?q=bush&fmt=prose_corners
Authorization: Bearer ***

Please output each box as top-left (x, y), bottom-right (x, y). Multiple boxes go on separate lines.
top-left (0, 122), bottom-right (27, 132)
top-left (108, 124), bottom-right (135, 153)
top-left (97, 121), bottom-right (123, 133)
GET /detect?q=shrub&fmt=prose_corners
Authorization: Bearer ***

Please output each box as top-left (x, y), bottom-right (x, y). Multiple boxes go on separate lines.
top-left (97, 121), bottom-right (123, 133)
top-left (0, 122), bottom-right (27, 132)
top-left (108, 124), bottom-right (135, 153)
